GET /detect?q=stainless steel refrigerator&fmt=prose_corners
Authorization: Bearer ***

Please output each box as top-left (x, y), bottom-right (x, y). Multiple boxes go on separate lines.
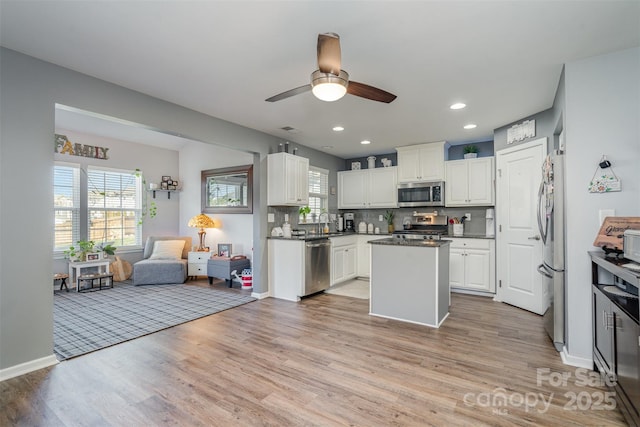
top-left (538, 150), bottom-right (566, 352)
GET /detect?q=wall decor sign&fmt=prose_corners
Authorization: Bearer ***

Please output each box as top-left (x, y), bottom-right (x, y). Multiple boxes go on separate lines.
top-left (588, 155), bottom-right (621, 193)
top-left (55, 134), bottom-right (110, 160)
top-left (506, 120), bottom-right (536, 144)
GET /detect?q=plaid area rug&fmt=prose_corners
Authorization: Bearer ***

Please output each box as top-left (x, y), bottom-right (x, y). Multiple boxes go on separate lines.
top-left (53, 281), bottom-right (256, 360)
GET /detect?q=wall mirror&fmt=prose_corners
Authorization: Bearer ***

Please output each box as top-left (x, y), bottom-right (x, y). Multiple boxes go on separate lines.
top-left (201, 165), bottom-right (253, 214)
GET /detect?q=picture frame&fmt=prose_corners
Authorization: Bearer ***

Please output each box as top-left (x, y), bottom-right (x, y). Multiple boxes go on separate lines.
top-left (86, 252), bottom-right (101, 261)
top-left (167, 185), bottom-right (176, 190)
top-left (162, 176), bottom-right (171, 182)
top-left (217, 243), bottom-right (232, 257)
top-left (161, 181), bottom-right (168, 190)
top-left (172, 180), bottom-right (179, 187)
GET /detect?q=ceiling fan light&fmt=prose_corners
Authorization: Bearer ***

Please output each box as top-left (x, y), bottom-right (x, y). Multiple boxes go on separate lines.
top-left (311, 70), bottom-right (349, 102)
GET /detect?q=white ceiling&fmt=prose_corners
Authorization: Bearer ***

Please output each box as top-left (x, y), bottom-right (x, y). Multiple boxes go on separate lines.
top-left (2, 1), bottom-right (639, 158)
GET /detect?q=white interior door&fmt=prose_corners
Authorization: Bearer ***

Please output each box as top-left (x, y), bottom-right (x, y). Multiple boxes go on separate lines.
top-left (496, 138), bottom-right (548, 315)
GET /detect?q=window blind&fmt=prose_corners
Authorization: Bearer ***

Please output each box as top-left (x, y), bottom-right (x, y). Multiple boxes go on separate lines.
top-left (307, 166), bottom-right (329, 221)
top-left (53, 163), bottom-right (80, 251)
top-left (87, 166), bottom-right (142, 248)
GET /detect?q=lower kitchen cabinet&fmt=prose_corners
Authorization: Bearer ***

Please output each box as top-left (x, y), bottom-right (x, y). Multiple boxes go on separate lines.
top-left (357, 235), bottom-right (371, 278)
top-left (330, 235), bottom-right (358, 285)
top-left (593, 284), bottom-right (640, 424)
top-left (448, 238), bottom-right (495, 294)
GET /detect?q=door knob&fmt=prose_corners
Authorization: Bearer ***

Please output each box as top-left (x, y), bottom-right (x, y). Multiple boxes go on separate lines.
top-left (528, 235), bottom-right (541, 240)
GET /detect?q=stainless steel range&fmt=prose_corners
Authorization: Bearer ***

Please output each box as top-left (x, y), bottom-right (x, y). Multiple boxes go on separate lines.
top-left (393, 212), bottom-right (448, 241)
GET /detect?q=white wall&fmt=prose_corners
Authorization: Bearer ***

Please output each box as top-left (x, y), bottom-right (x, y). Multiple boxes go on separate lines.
top-left (178, 141), bottom-right (254, 259)
top-left (563, 47), bottom-right (640, 362)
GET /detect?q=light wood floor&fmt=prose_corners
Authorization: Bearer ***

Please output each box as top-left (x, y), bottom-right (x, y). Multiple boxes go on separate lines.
top-left (1, 283), bottom-right (627, 426)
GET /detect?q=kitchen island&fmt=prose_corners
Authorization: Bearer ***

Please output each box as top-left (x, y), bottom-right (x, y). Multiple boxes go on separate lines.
top-left (369, 237), bottom-right (450, 327)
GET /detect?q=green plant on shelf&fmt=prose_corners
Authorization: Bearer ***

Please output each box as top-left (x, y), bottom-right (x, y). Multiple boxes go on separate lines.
top-left (463, 145), bottom-right (479, 154)
top-left (299, 205), bottom-right (311, 222)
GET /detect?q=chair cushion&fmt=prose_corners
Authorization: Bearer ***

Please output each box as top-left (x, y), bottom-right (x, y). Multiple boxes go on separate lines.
top-left (143, 236), bottom-right (192, 259)
top-left (149, 240), bottom-right (186, 260)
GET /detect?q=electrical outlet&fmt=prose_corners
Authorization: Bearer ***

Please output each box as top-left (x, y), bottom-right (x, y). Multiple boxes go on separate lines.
top-left (379, 215), bottom-right (383, 221)
top-left (284, 213), bottom-right (289, 222)
top-left (267, 213), bottom-right (275, 223)
top-left (465, 213), bottom-right (471, 221)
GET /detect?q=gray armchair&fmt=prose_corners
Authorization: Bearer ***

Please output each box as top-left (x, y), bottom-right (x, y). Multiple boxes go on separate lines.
top-left (132, 236), bottom-right (192, 285)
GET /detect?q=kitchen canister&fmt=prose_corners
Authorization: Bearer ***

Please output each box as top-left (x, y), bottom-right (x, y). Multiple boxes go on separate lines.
top-left (367, 156), bottom-right (376, 169)
top-left (453, 224), bottom-right (464, 237)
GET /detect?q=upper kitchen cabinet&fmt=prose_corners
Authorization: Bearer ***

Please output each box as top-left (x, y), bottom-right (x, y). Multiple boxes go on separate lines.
top-left (396, 141), bottom-right (446, 183)
top-left (338, 166), bottom-right (397, 209)
top-left (267, 152), bottom-right (309, 206)
top-left (445, 157), bottom-right (495, 206)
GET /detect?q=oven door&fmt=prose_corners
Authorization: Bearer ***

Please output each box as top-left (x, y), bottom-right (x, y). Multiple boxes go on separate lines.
top-left (397, 183), bottom-right (431, 207)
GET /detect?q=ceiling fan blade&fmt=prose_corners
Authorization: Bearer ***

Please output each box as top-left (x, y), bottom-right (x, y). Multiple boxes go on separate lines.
top-left (265, 84), bottom-right (312, 102)
top-left (347, 81), bottom-right (397, 103)
top-left (317, 33), bottom-right (341, 75)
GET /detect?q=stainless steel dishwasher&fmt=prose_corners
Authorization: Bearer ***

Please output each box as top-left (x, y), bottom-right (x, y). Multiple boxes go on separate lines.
top-left (303, 239), bottom-right (331, 296)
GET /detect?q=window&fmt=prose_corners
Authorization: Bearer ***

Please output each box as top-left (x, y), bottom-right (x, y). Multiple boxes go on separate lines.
top-left (87, 166), bottom-right (142, 248)
top-left (53, 163), bottom-right (80, 251)
top-left (306, 166), bottom-right (329, 222)
top-left (53, 163), bottom-right (142, 255)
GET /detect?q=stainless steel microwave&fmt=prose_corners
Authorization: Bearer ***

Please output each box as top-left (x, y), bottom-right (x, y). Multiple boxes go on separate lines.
top-left (397, 181), bottom-right (445, 207)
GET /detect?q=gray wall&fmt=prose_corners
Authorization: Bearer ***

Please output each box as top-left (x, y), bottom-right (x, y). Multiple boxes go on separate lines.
top-left (562, 47), bottom-right (639, 363)
top-left (493, 47), bottom-right (640, 365)
top-left (0, 47), bottom-right (343, 374)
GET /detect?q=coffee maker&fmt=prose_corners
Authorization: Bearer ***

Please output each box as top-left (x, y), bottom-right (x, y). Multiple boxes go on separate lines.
top-left (344, 213), bottom-right (355, 231)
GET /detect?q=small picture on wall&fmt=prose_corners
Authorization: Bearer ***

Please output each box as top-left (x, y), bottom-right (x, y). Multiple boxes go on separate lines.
top-left (218, 243), bottom-right (232, 257)
top-left (161, 181), bottom-right (168, 189)
top-left (167, 185), bottom-right (176, 190)
top-left (162, 176), bottom-right (172, 182)
top-left (172, 180), bottom-right (179, 187)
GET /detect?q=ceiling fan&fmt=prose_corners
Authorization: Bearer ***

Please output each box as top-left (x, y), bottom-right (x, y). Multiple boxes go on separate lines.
top-left (265, 32), bottom-right (397, 104)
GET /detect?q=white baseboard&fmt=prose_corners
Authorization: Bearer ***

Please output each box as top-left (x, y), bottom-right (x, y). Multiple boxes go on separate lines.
top-left (560, 347), bottom-right (593, 369)
top-left (0, 354), bottom-right (58, 382)
top-left (251, 291), bottom-right (269, 299)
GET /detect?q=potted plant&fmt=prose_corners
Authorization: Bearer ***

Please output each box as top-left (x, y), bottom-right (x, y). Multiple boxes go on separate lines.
top-left (463, 145), bottom-right (479, 159)
top-left (384, 210), bottom-right (395, 233)
top-left (64, 240), bottom-right (117, 261)
top-left (299, 205), bottom-right (311, 223)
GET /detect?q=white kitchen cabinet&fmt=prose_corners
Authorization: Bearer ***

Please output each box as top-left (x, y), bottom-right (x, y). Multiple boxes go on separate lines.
top-left (330, 235), bottom-right (358, 285)
top-left (337, 166), bottom-right (397, 209)
top-left (267, 152), bottom-right (309, 206)
top-left (448, 238), bottom-right (495, 293)
top-left (357, 235), bottom-right (371, 278)
top-left (268, 239), bottom-right (305, 301)
top-left (445, 157), bottom-right (494, 206)
top-left (396, 141), bottom-right (445, 183)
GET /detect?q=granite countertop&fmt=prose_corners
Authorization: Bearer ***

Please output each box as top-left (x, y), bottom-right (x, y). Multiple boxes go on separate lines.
top-left (443, 234), bottom-right (495, 240)
top-left (368, 237), bottom-right (451, 248)
top-left (268, 231), bottom-right (392, 241)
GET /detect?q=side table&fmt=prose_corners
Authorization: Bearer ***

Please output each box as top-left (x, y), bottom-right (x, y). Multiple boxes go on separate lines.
top-left (68, 259), bottom-right (111, 292)
top-left (188, 251), bottom-right (210, 280)
top-left (207, 257), bottom-right (251, 287)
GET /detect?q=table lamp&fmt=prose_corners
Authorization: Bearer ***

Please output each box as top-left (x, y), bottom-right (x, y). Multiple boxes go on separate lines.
top-left (188, 214), bottom-right (216, 251)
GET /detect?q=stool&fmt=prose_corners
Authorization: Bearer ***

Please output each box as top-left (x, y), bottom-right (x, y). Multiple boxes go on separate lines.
top-left (53, 273), bottom-right (69, 291)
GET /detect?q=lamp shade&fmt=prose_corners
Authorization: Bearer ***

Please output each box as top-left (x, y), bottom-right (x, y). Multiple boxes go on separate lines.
top-left (188, 214), bottom-right (215, 229)
top-left (311, 70), bottom-right (349, 102)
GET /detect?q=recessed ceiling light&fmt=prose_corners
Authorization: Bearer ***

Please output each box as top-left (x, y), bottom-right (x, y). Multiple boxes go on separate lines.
top-left (463, 124), bottom-right (477, 129)
top-left (450, 103), bottom-right (466, 110)
top-left (360, 140), bottom-right (371, 145)
top-left (332, 126), bottom-right (344, 132)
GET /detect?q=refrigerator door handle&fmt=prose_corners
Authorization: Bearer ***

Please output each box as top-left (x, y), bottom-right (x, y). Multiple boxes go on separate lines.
top-left (537, 263), bottom-right (553, 279)
top-left (537, 180), bottom-right (548, 245)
